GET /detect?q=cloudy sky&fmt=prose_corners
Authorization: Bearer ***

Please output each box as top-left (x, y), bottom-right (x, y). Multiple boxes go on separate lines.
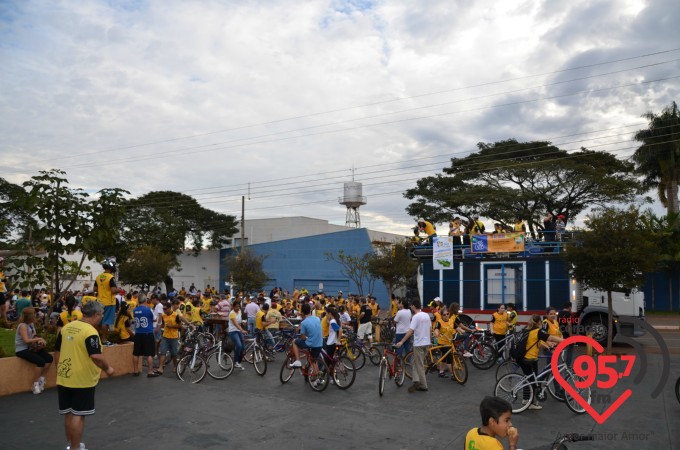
top-left (1, 0), bottom-right (678, 236)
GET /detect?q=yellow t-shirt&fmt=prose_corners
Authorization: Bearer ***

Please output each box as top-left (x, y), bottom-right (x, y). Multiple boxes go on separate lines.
top-left (465, 428), bottom-right (503, 450)
top-left (255, 310), bottom-right (266, 330)
top-left (59, 310), bottom-right (83, 326)
top-left (492, 312), bottom-right (508, 335)
top-left (389, 300), bottom-right (398, 318)
top-left (266, 309), bottom-right (282, 330)
top-left (525, 328), bottom-right (548, 360)
top-left (543, 319), bottom-right (562, 338)
top-left (162, 311), bottom-right (181, 339)
top-left (369, 302), bottom-right (379, 317)
top-left (115, 315), bottom-right (132, 340)
top-left (96, 272), bottom-right (116, 306)
top-left (201, 298), bottom-right (212, 314)
top-left (0, 270), bottom-right (6, 293)
top-left (81, 296), bottom-right (98, 305)
top-left (189, 304), bottom-right (203, 324)
top-left (435, 318), bottom-right (456, 345)
top-left (56, 321), bottom-right (102, 388)
top-left (321, 315), bottom-right (330, 338)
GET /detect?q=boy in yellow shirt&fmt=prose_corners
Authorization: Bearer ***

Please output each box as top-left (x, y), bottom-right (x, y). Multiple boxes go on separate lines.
top-left (465, 396), bottom-right (519, 450)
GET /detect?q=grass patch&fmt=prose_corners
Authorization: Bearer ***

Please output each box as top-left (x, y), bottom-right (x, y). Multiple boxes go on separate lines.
top-left (0, 328), bottom-right (16, 357)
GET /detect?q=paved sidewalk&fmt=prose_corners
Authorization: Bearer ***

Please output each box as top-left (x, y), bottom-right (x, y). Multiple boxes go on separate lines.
top-left (646, 314), bottom-right (680, 330)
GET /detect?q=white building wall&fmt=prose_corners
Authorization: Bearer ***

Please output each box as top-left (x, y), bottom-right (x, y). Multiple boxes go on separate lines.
top-left (171, 250), bottom-right (221, 293)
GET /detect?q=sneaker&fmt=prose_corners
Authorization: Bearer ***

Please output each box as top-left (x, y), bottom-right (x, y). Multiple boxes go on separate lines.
top-left (528, 403), bottom-right (543, 410)
top-left (463, 351), bottom-right (473, 358)
top-left (102, 341), bottom-right (113, 346)
top-left (408, 382), bottom-right (420, 393)
top-left (38, 378), bottom-right (45, 392)
top-left (66, 444), bottom-right (87, 450)
top-left (32, 382), bottom-right (41, 395)
top-left (438, 371), bottom-right (447, 378)
top-left (235, 362), bottom-right (245, 370)
top-left (289, 360), bottom-right (302, 368)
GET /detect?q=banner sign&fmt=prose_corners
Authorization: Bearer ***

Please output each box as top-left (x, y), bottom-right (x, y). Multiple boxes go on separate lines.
top-left (471, 233), bottom-right (525, 253)
top-left (432, 236), bottom-right (454, 270)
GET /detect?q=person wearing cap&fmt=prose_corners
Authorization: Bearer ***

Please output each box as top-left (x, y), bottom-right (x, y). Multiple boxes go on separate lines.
top-left (416, 218), bottom-right (437, 245)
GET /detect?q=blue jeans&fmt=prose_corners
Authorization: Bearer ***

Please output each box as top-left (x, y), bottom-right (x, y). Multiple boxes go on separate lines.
top-left (395, 333), bottom-right (412, 357)
top-left (229, 331), bottom-right (245, 363)
top-left (247, 317), bottom-right (256, 336)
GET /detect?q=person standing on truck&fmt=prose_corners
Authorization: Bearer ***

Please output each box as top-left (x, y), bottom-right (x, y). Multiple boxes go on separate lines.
top-left (417, 218), bottom-right (437, 245)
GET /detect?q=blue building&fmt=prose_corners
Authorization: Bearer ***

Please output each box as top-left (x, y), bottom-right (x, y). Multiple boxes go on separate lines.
top-left (219, 226), bottom-right (399, 308)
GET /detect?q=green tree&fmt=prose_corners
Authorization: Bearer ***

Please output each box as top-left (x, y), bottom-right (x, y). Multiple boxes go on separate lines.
top-left (120, 191), bottom-right (239, 286)
top-left (224, 248), bottom-right (269, 294)
top-left (640, 210), bottom-right (680, 311)
top-left (633, 101), bottom-right (680, 214)
top-left (7, 170), bottom-right (127, 292)
top-left (325, 250), bottom-right (375, 297)
top-left (564, 207), bottom-right (660, 351)
top-left (405, 140), bottom-right (641, 236)
top-left (118, 246), bottom-right (177, 289)
top-left (367, 241), bottom-right (419, 300)
top-left (0, 177), bottom-right (30, 246)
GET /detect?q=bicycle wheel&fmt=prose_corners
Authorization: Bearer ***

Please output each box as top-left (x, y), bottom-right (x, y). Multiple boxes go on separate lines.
top-left (403, 351), bottom-right (414, 380)
top-left (495, 373), bottom-right (533, 413)
top-left (563, 373), bottom-right (591, 414)
top-left (341, 344), bottom-right (366, 370)
top-left (451, 353), bottom-right (468, 385)
top-left (547, 366), bottom-right (571, 402)
top-left (368, 346), bottom-right (382, 366)
top-left (332, 356), bottom-right (356, 390)
top-left (394, 356), bottom-right (405, 387)
top-left (176, 354), bottom-right (208, 384)
top-left (253, 346), bottom-right (267, 376)
top-left (308, 358), bottom-right (329, 392)
top-left (243, 345), bottom-right (254, 364)
top-left (279, 357), bottom-right (295, 384)
top-left (206, 350), bottom-right (234, 380)
top-left (378, 358), bottom-right (387, 396)
top-left (471, 342), bottom-right (497, 370)
top-left (496, 360), bottom-right (522, 382)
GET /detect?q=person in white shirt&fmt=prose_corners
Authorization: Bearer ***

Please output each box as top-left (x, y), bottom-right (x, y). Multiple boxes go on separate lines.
top-left (393, 299), bottom-right (412, 357)
top-left (244, 298), bottom-right (261, 335)
top-left (396, 299), bottom-right (431, 392)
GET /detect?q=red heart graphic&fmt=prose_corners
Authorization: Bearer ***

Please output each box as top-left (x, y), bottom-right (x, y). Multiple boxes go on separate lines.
top-left (551, 336), bottom-right (632, 424)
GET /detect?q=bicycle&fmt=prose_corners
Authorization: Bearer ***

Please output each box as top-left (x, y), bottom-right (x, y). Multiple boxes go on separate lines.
top-left (320, 347), bottom-right (356, 390)
top-left (378, 344), bottom-right (405, 396)
top-left (176, 329), bottom-right (208, 384)
top-left (548, 433), bottom-right (594, 450)
top-left (242, 333), bottom-right (267, 376)
top-left (454, 330), bottom-right (497, 370)
top-left (205, 336), bottom-right (235, 380)
top-left (494, 360), bottom-right (590, 414)
top-left (403, 341), bottom-right (468, 385)
top-left (279, 341), bottom-right (330, 392)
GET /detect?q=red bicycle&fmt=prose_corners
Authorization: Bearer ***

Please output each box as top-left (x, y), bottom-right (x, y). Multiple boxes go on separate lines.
top-left (378, 344), bottom-right (405, 396)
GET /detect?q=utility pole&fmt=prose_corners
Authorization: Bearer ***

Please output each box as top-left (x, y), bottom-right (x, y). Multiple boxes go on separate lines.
top-left (241, 195), bottom-right (245, 256)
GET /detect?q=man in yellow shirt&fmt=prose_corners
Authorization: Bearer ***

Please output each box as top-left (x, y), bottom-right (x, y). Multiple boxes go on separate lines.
top-left (417, 218), bottom-right (437, 244)
top-left (55, 301), bottom-right (114, 450)
top-left (95, 258), bottom-right (119, 346)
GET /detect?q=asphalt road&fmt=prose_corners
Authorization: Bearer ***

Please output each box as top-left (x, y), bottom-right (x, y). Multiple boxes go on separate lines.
top-left (1, 332), bottom-right (679, 450)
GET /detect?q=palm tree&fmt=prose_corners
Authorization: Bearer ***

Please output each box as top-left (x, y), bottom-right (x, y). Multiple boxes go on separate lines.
top-left (633, 101), bottom-right (680, 214)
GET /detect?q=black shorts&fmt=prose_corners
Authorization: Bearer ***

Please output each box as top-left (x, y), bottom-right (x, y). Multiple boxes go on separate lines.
top-left (58, 385), bottom-right (96, 416)
top-left (133, 333), bottom-right (156, 357)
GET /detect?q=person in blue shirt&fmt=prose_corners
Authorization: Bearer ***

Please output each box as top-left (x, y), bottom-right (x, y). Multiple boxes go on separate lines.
top-left (132, 294), bottom-right (160, 377)
top-left (289, 302), bottom-right (322, 367)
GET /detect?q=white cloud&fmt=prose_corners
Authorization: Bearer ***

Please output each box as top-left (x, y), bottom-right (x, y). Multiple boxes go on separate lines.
top-left (0, 0), bottom-right (677, 233)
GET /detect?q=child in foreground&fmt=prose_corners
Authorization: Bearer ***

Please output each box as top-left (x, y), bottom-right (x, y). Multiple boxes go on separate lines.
top-left (465, 396), bottom-right (519, 450)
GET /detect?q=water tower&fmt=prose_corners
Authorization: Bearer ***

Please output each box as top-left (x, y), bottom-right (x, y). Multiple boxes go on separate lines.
top-left (339, 181), bottom-right (366, 228)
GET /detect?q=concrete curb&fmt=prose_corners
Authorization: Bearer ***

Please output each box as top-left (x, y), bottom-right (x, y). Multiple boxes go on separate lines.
top-left (652, 325), bottom-right (680, 330)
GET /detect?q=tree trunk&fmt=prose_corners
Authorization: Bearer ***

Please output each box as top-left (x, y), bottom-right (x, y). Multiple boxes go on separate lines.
top-left (667, 179), bottom-right (679, 214)
top-left (62, 253), bottom-right (87, 294)
top-left (607, 290), bottom-right (614, 353)
top-left (164, 275), bottom-right (174, 294)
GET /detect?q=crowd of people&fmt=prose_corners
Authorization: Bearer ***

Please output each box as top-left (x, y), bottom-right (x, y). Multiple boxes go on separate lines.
top-left (1, 249), bottom-right (581, 450)
top-left (412, 212), bottom-right (569, 246)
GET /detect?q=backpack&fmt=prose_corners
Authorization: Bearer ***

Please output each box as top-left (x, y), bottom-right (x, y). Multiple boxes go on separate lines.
top-left (509, 329), bottom-right (538, 361)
